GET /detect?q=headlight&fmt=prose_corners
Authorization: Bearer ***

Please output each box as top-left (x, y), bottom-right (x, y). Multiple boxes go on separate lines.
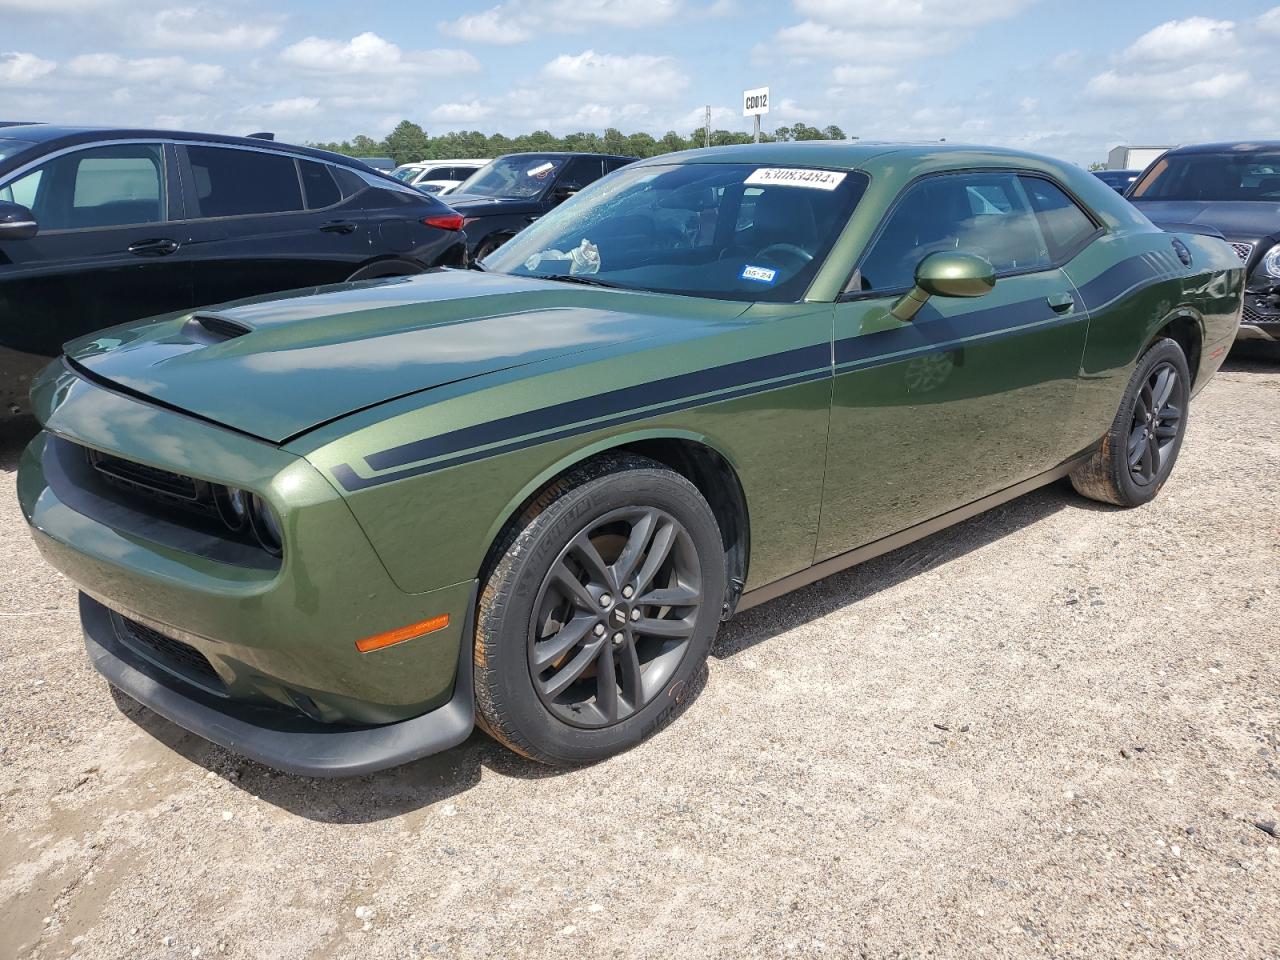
top-left (1263, 244), bottom-right (1280, 279)
top-left (248, 495), bottom-right (283, 557)
top-left (214, 486), bottom-right (249, 531)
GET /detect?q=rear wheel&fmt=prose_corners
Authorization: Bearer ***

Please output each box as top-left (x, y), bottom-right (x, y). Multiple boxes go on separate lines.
top-left (474, 454), bottom-right (725, 765)
top-left (345, 260), bottom-right (422, 282)
top-left (474, 234), bottom-right (512, 262)
top-left (1070, 337), bottom-right (1191, 507)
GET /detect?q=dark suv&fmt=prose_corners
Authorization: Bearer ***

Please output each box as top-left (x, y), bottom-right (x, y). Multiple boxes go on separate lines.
top-left (447, 152), bottom-right (637, 260)
top-left (0, 125), bottom-right (468, 415)
top-left (1127, 142), bottom-right (1280, 343)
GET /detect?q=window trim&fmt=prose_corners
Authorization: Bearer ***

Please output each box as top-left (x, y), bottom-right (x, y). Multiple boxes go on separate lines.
top-left (0, 139), bottom-right (172, 237)
top-left (837, 166), bottom-right (1106, 303)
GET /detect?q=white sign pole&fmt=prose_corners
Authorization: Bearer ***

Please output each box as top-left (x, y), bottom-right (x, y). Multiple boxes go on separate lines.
top-left (743, 86), bottom-right (769, 143)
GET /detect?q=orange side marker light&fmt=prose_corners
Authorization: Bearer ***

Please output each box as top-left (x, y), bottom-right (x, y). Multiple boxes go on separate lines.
top-left (355, 614), bottom-right (450, 654)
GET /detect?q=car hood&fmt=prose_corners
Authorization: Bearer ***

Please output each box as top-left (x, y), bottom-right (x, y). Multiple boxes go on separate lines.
top-left (63, 271), bottom-right (747, 444)
top-left (1133, 199), bottom-right (1280, 244)
top-left (445, 194), bottom-right (543, 216)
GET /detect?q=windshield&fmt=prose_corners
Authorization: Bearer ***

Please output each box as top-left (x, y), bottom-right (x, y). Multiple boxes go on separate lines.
top-left (484, 162), bottom-right (869, 303)
top-left (391, 165), bottom-right (420, 182)
top-left (455, 154), bottom-right (565, 199)
top-left (0, 138), bottom-right (35, 164)
top-left (1131, 152), bottom-right (1280, 202)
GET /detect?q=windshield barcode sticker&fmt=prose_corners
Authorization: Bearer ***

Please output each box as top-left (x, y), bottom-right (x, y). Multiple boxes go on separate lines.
top-left (744, 168), bottom-right (847, 191)
top-left (526, 162), bottom-right (556, 178)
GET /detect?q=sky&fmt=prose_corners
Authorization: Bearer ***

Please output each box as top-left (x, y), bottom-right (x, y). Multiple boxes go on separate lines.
top-left (1, 0), bottom-right (1278, 166)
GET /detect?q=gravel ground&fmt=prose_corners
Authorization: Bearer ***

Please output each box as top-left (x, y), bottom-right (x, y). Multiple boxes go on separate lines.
top-left (2, 347), bottom-right (1278, 960)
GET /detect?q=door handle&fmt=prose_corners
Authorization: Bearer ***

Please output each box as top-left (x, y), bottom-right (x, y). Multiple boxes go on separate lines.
top-left (1047, 292), bottom-right (1076, 313)
top-left (128, 238), bottom-right (179, 257)
top-left (321, 220), bottom-right (358, 234)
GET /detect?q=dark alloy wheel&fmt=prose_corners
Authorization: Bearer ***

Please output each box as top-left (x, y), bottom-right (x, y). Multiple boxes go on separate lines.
top-left (473, 453), bottom-right (726, 765)
top-left (528, 506), bottom-right (702, 728)
top-left (1126, 361), bottom-right (1183, 487)
top-left (1070, 336), bottom-right (1192, 507)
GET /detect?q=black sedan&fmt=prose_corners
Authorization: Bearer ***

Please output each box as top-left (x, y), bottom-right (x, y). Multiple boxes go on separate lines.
top-left (449, 152), bottom-right (637, 260)
top-left (1127, 141), bottom-right (1280, 343)
top-left (0, 125), bottom-right (468, 416)
top-left (1093, 169), bottom-right (1139, 194)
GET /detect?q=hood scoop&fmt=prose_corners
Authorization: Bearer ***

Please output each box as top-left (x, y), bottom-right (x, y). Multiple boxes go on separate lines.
top-left (185, 313), bottom-right (252, 344)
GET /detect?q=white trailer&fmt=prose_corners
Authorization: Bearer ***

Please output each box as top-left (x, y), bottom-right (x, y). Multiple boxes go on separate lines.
top-left (1107, 145), bottom-right (1171, 171)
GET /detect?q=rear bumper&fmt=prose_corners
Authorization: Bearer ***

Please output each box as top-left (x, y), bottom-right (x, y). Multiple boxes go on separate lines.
top-left (82, 591), bottom-right (477, 777)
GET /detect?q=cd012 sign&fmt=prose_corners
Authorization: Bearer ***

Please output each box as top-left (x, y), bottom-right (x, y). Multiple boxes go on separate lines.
top-left (743, 87), bottom-right (770, 117)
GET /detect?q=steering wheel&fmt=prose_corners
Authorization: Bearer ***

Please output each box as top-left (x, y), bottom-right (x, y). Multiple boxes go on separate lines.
top-left (756, 243), bottom-right (814, 269)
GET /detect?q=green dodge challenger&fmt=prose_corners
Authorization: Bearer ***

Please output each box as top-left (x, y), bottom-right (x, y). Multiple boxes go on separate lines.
top-left (18, 143), bottom-right (1243, 775)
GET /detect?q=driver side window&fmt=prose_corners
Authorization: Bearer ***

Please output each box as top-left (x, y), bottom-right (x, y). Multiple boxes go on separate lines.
top-left (856, 172), bottom-right (1050, 293)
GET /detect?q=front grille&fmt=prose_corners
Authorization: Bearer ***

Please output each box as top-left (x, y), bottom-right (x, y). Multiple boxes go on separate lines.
top-left (88, 449), bottom-right (206, 506)
top-left (118, 617), bottom-right (226, 693)
top-left (1242, 303), bottom-right (1280, 326)
top-left (1231, 242), bottom-right (1254, 262)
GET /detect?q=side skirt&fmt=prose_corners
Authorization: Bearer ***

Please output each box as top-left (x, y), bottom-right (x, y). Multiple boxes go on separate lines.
top-left (734, 448), bottom-right (1096, 615)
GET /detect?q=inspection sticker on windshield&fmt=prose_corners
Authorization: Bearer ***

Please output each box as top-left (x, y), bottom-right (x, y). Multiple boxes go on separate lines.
top-left (740, 264), bottom-right (777, 284)
top-left (526, 161), bottom-right (556, 178)
top-left (744, 168), bottom-right (847, 191)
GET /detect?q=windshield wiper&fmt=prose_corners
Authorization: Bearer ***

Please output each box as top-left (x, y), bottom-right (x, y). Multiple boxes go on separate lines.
top-left (539, 273), bottom-right (619, 289)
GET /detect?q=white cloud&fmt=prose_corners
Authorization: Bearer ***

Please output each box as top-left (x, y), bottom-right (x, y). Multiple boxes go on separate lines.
top-left (770, 21), bottom-right (921, 62)
top-left (281, 32), bottom-right (479, 77)
top-left (1086, 66), bottom-right (1249, 103)
top-left (0, 0), bottom-right (109, 9)
top-left (831, 64), bottom-right (899, 86)
top-left (429, 101), bottom-right (495, 122)
top-left (249, 96), bottom-right (320, 118)
top-left (796, 0), bottom-right (1029, 27)
top-left (0, 51), bottom-right (56, 85)
top-left (139, 7), bottom-right (283, 50)
top-left (541, 50), bottom-right (688, 101)
top-left (68, 52), bottom-right (224, 90)
top-left (1120, 16), bottom-right (1235, 63)
top-left (1260, 6), bottom-right (1280, 37)
top-left (440, 0), bottom-right (683, 44)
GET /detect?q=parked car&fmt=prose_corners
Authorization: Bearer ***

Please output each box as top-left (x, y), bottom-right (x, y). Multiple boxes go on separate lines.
top-left (449, 152), bottom-right (637, 259)
top-left (1127, 141), bottom-right (1280, 342)
top-left (391, 159), bottom-right (488, 195)
top-left (0, 124), bottom-right (468, 416)
top-left (356, 156), bottom-right (396, 172)
top-left (19, 143), bottom-right (1242, 775)
top-left (1093, 169), bottom-right (1139, 194)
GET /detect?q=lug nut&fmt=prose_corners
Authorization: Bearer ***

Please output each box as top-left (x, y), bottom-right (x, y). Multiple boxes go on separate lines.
top-left (622, 585), bottom-right (634, 599)
top-left (612, 632), bottom-right (624, 645)
top-left (630, 608), bottom-right (641, 621)
top-left (593, 623), bottom-right (606, 637)
top-left (599, 594), bottom-right (612, 607)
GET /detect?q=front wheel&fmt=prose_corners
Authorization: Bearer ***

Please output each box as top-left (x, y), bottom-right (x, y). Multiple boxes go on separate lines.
top-left (474, 454), bottom-right (726, 765)
top-left (1070, 337), bottom-right (1191, 507)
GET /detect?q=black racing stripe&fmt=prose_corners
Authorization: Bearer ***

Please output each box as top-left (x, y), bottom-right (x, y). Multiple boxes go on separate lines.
top-left (833, 295), bottom-right (1068, 368)
top-left (333, 367), bottom-right (830, 491)
top-left (1074, 255), bottom-right (1157, 311)
top-left (364, 341), bottom-right (830, 472)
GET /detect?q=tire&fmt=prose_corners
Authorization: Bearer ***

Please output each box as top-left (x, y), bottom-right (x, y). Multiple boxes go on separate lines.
top-left (345, 260), bottom-right (422, 282)
top-left (1070, 337), bottom-right (1191, 507)
top-left (474, 454), bottom-right (726, 765)
top-left (473, 235), bottom-right (510, 262)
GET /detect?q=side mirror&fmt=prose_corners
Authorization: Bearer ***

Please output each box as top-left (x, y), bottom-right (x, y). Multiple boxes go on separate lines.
top-left (552, 182), bottom-right (583, 204)
top-left (0, 201), bottom-right (37, 240)
top-left (890, 251), bottom-right (995, 322)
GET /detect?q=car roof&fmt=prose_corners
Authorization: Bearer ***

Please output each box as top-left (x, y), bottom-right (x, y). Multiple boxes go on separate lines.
top-left (401, 159), bottom-right (489, 167)
top-left (494, 151), bottom-right (637, 161)
top-left (636, 140), bottom-right (1071, 173)
top-left (1164, 141), bottom-right (1280, 156)
top-left (0, 124), bottom-right (371, 171)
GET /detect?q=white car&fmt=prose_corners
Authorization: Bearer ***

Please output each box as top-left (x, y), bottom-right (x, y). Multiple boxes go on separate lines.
top-left (391, 160), bottom-right (488, 196)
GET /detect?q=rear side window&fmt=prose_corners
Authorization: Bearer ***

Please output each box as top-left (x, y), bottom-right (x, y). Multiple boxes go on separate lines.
top-left (1020, 176), bottom-right (1098, 262)
top-left (856, 172), bottom-right (1050, 293)
top-left (2, 143), bottom-right (164, 231)
top-left (299, 159), bottom-right (342, 209)
top-left (330, 165), bottom-right (367, 199)
top-left (559, 156), bottom-right (605, 187)
top-left (186, 146), bottom-right (303, 218)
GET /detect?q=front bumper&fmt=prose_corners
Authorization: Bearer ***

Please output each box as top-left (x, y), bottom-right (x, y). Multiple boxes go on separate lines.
top-left (81, 592), bottom-right (476, 777)
top-left (1239, 282), bottom-right (1280, 342)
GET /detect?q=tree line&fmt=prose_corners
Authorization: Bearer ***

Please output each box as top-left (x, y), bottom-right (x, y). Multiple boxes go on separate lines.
top-left (310, 120), bottom-right (849, 165)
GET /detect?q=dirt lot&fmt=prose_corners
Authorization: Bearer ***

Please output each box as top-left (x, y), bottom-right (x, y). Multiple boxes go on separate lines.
top-left (1, 348), bottom-right (1278, 960)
